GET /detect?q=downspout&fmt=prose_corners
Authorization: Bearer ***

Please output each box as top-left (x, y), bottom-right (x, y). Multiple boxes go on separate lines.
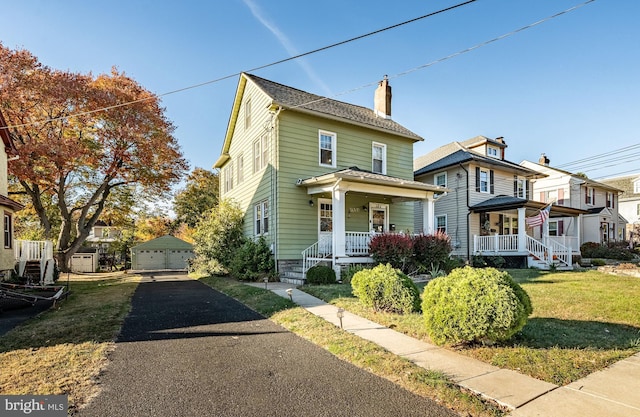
top-left (270, 107), bottom-right (281, 274)
top-left (459, 163), bottom-right (471, 262)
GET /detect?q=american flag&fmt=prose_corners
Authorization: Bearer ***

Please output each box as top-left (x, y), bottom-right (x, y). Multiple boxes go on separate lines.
top-left (525, 204), bottom-right (551, 227)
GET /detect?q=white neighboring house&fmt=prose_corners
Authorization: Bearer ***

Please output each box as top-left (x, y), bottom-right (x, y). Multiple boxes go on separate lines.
top-left (521, 154), bottom-right (624, 246)
top-left (85, 220), bottom-right (121, 259)
top-left (600, 173), bottom-right (640, 244)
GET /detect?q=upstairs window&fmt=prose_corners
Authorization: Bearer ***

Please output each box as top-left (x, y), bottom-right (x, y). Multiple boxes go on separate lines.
top-left (319, 130), bottom-right (336, 167)
top-left (606, 192), bottom-right (615, 208)
top-left (514, 176), bottom-right (527, 198)
top-left (253, 134), bottom-right (269, 173)
top-left (487, 147), bottom-right (499, 158)
top-left (475, 167), bottom-right (494, 194)
top-left (244, 98), bottom-right (252, 130)
top-left (634, 179), bottom-right (640, 194)
top-left (372, 142), bottom-right (386, 174)
top-left (434, 172), bottom-right (447, 198)
top-left (237, 154), bottom-right (244, 184)
top-left (585, 187), bottom-right (595, 205)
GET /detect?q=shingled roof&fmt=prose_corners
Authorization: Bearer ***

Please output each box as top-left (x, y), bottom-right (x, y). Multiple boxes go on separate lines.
top-left (245, 73), bottom-right (423, 141)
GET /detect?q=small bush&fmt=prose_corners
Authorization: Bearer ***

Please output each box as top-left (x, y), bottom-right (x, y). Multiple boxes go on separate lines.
top-left (351, 263), bottom-right (421, 314)
top-left (228, 236), bottom-right (276, 281)
top-left (422, 266), bottom-right (532, 346)
top-left (580, 241), bottom-right (635, 261)
top-left (412, 232), bottom-right (452, 273)
top-left (369, 234), bottom-right (413, 272)
top-left (591, 258), bottom-right (606, 266)
top-left (471, 255), bottom-right (505, 269)
top-left (306, 265), bottom-right (337, 285)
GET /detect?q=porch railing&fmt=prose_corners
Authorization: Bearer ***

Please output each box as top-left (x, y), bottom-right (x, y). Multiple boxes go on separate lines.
top-left (14, 240), bottom-right (55, 282)
top-left (474, 234), bottom-right (519, 253)
top-left (547, 236), bottom-right (579, 253)
top-left (526, 235), bottom-right (547, 262)
top-left (346, 231), bottom-right (372, 255)
top-left (545, 238), bottom-right (572, 267)
top-left (302, 234), bottom-right (333, 275)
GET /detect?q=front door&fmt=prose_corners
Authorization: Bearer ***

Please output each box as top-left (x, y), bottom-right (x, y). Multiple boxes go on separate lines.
top-left (370, 203), bottom-right (389, 233)
top-left (318, 198), bottom-right (333, 254)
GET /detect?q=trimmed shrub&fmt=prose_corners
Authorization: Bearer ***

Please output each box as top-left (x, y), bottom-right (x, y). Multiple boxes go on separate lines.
top-left (228, 236), bottom-right (275, 281)
top-left (422, 266), bottom-right (532, 346)
top-left (351, 263), bottom-right (421, 314)
top-left (306, 265), bottom-right (337, 285)
top-left (412, 232), bottom-right (452, 273)
top-left (591, 258), bottom-right (606, 266)
top-left (471, 255), bottom-right (505, 269)
top-left (580, 241), bottom-right (635, 261)
top-left (369, 234), bottom-right (413, 272)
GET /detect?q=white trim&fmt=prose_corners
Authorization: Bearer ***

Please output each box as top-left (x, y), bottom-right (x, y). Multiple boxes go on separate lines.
top-left (479, 168), bottom-right (490, 193)
top-left (372, 142), bottom-right (387, 174)
top-left (319, 130), bottom-right (337, 168)
top-left (434, 171), bottom-right (447, 198)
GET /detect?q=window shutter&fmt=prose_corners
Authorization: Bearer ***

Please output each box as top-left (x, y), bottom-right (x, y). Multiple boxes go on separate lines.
top-left (490, 170), bottom-right (495, 194)
top-left (475, 167), bottom-right (480, 192)
top-left (540, 192), bottom-right (545, 203)
top-left (558, 220), bottom-right (564, 235)
top-left (514, 175), bottom-right (518, 196)
top-left (558, 188), bottom-right (564, 205)
top-left (526, 180), bottom-right (531, 200)
top-left (585, 188), bottom-right (588, 204)
top-left (592, 189), bottom-right (595, 205)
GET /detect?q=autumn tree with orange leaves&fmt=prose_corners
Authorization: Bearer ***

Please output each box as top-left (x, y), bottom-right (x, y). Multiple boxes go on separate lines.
top-left (0, 43), bottom-right (188, 271)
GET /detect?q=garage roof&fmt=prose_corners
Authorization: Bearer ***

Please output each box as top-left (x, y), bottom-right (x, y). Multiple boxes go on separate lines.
top-left (131, 235), bottom-right (193, 251)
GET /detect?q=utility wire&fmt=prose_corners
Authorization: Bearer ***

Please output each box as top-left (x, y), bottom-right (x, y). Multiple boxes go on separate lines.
top-left (556, 142), bottom-right (640, 169)
top-left (1, 0), bottom-right (477, 130)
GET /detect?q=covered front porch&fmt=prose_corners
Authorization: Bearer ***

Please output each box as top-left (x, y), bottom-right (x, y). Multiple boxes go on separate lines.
top-left (470, 196), bottom-right (587, 270)
top-left (296, 167), bottom-right (445, 277)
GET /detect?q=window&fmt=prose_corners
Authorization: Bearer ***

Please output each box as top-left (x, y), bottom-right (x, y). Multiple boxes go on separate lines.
top-left (487, 147), bottom-right (498, 158)
top-left (237, 154), bottom-right (244, 184)
top-left (585, 187), bottom-right (595, 205)
top-left (637, 203), bottom-right (640, 216)
top-left (634, 180), bottom-right (640, 194)
top-left (434, 172), bottom-right (447, 198)
top-left (606, 192), bottom-right (615, 208)
top-left (253, 134), bottom-right (269, 173)
top-left (479, 169), bottom-right (489, 193)
top-left (371, 142), bottom-right (386, 174)
top-left (223, 163), bottom-right (234, 193)
top-left (320, 202), bottom-right (333, 232)
top-left (254, 201), bottom-right (269, 235)
top-left (4, 213), bottom-right (12, 249)
top-left (548, 220), bottom-right (564, 237)
top-left (435, 214), bottom-right (447, 234)
top-left (514, 176), bottom-right (526, 198)
top-left (319, 130), bottom-right (336, 167)
top-left (244, 98), bottom-right (251, 130)
top-left (475, 167), bottom-right (493, 194)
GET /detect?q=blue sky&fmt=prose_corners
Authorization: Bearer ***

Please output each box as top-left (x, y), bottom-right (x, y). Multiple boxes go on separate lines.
top-left (2, 0), bottom-right (639, 183)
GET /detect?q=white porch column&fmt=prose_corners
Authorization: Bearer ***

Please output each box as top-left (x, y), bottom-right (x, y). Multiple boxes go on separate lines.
top-left (517, 207), bottom-right (526, 252)
top-left (332, 188), bottom-right (346, 277)
top-left (577, 214), bottom-right (582, 248)
top-left (542, 217), bottom-right (550, 246)
top-left (422, 197), bottom-right (435, 234)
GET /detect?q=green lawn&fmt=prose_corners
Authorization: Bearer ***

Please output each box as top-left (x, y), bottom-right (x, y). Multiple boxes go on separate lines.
top-left (302, 269), bottom-right (640, 385)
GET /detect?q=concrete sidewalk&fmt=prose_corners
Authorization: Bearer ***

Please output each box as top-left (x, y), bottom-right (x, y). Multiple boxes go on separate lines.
top-left (252, 282), bottom-right (640, 417)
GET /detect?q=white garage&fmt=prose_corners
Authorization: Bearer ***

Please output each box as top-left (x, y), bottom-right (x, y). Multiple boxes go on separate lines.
top-left (70, 252), bottom-right (98, 273)
top-left (131, 236), bottom-right (195, 271)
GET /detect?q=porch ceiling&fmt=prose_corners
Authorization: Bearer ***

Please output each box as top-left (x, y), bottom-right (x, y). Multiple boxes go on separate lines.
top-left (469, 195), bottom-right (588, 217)
top-left (297, 167), bottom-right (446, 200)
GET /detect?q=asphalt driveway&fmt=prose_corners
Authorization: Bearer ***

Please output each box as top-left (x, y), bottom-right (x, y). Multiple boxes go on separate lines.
top-left (79, 273), bottom-right (457, 417)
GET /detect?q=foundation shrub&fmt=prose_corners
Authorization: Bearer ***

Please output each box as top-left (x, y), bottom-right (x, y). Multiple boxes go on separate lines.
top-left (351, 263), bottom-right (421, 314)
top-left (412, 231), bottom-right (453, 273)
top-left (422, 266), bottom-right (532, 346)
top-left (306, 265), bottom-right (337, 285)
top-left (369, 234), bottom-right (413, 272)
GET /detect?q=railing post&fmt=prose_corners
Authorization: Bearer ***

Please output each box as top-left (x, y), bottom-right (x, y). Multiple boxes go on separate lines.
top-left (494, 233), bottom-right (499, 252)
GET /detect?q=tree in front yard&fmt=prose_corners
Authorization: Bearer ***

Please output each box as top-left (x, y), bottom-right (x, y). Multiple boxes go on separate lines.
top-left (0, 43), bottom-right (188, 271)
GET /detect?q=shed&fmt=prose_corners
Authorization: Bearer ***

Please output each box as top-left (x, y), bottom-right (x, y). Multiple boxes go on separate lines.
top-left (70, 248), bottom-right (99, 273)
top-left (130, 235), bottom-right (195, 271)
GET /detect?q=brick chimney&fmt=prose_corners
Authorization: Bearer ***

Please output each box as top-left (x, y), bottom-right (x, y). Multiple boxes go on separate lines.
top-left (374, 75), bottom-right (392, 119)
top-left (539, 153), bottom-right (550, 166)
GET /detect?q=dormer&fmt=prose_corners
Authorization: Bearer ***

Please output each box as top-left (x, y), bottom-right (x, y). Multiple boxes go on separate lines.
top-left (463, 136), bottom-right (507, 160)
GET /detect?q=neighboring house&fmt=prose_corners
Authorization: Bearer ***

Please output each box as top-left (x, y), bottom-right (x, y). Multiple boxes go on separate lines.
top-left (130, 235), bottom-right (194, 271)
top-left (599, 173), bottom-right (640, 243)
top-left (85, 220), bottom-right (121, 260)
top-left (414, 136), bottom-right (585, 270)
top-left (214, 73), bottom-right (443, 281)
top-left (521, 155), bottom-right (624, 245)
top-left (0, 110), bottom-right (25, 279)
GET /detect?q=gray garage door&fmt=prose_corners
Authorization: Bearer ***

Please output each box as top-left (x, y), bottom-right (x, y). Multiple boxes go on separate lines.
top-left (136, 249), bottom-right (166, 270)
top-left (167, 249), bottom-right (194, 269)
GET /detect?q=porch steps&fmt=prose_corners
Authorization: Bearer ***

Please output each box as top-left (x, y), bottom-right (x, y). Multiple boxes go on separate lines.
top-left (527, 255), bottom-right (573, 271)
top-left (279, 264), bottom-right (306, 286)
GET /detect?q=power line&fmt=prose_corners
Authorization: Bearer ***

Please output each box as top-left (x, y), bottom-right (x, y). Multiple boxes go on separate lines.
top-left (1, 0), bottom-right (477, 130)
top-left (556, 142), bottom-right (640, 169)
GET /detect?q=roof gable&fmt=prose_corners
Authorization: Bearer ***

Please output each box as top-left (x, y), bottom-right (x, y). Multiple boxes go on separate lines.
top-left (215, 73), bottom-right (423, 168)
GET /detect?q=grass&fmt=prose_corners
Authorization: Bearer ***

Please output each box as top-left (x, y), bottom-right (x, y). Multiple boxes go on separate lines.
top-left (303, 269), bottom-right (640, 386)
top-left (0, 273), bottom-right (139, 414)
top-left (200, 275), bottom-right (505, 417)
